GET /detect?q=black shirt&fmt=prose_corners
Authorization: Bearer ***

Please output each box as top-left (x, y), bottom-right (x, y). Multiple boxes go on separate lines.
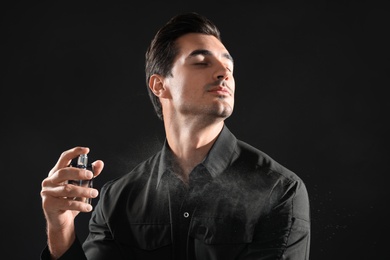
top-left (41, 125), bottom-right (310, 259)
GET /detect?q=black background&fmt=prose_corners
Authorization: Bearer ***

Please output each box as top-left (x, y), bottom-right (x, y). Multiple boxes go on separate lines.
top-left (1, 1), bottom-right (389, 259)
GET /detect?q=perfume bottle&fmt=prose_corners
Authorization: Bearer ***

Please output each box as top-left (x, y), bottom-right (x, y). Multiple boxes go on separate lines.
top-left (68, 154), bottom-right (93, 204)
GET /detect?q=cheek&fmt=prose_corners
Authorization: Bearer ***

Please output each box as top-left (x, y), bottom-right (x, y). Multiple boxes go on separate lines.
top-left (179, 76), bottom-right (203, 96)
top-left (180, 84), bottom-right (198, 100)
top-left (168, 81), bottom-right (192, 103)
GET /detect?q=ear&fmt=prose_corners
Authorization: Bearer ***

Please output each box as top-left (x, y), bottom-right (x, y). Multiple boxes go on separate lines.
top-left (149, 74), bottom-right (169, 98)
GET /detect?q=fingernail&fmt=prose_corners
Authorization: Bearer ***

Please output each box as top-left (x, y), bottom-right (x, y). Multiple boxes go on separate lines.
top-left (91, 189), bottom-right (99, 198)
top-left (86, 204), bottom-right (93, 211)
top-left (85, 170), bottom-right (93, 179)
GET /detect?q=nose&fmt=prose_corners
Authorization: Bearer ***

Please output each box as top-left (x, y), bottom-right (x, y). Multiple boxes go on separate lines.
top-left (217, 74), bottom-right (226, 80)
top-left (214, 63), bottom-right (231, 82)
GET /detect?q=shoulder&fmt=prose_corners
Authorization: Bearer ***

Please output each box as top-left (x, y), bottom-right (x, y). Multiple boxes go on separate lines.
top-left (91, 150), bottom-right (165, 222)
top-left (234, 139), bottom-right (310, 218)
top-left (100, 151), bottom-right (162, 197)
top-left (234, 139), bottom-right (301, 183)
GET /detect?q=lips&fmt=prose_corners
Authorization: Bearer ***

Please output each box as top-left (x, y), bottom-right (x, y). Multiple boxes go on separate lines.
top-left (208, 86), bottom-right (231, 96)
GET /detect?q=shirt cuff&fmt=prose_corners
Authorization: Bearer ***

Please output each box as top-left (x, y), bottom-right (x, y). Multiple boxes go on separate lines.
top-left (40, 237), bottom-right (86, 260)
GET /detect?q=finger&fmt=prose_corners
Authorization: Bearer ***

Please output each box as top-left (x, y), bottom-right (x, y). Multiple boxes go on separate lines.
top-left (64, 183), bottom-right (99, 200)
top-left (42, 183), bottom-right (99, 202)
top-left (43, 195), bottom-right (94, 213)
top-left (49, 147), bottom-right (90, 176)
top-left (91, 160), bottom-right (104, 178)
top-left (43, 167), bottom-right (94, 188)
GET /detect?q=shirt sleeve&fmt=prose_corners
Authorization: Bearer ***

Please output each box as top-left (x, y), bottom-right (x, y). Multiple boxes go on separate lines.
top-left (240, 178), bottom-right (311, 259)
top-left (80, 183), bottom-right (135, 259)
top-left (40, 237), bottom-right (87, 260)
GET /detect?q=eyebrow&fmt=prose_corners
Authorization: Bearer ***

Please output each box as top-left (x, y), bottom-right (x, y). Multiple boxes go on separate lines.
top-left (187, 49), bottom-right (234, 63)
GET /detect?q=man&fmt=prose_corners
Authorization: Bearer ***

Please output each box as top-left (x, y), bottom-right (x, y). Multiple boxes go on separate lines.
top-left (40, 12), bottom-right (310, 259)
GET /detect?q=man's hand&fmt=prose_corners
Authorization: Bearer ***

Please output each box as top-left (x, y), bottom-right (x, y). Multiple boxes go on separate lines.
top-left (40, 146), bottom-right (104, 259)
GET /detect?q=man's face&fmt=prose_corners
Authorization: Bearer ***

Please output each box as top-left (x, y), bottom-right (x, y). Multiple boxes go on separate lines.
top-left (162, 33), bottom-right (235, 121)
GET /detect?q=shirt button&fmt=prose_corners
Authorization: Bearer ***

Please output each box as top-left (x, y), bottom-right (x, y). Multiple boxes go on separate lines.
top-left (183, 212), bottom-right (190, 218)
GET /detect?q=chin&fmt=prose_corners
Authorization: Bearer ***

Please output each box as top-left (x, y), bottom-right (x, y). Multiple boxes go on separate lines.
top-left (220, 110), bottom-right (233, 119)
top-left (213, 104), bottom-right (234, 119)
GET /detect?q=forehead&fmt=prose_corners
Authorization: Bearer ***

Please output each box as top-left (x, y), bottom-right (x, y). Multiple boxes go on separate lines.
top-left (175, 33), bottom-right (230, 57)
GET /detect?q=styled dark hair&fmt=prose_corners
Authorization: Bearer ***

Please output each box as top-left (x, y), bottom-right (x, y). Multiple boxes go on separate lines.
top-left (145, 12), bottom-right (221, 120)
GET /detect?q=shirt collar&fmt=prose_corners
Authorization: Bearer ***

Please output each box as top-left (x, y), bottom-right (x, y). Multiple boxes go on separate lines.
top-left (202, 125), bottom-right (237, 178)
top-left (156, 124), bottom-right (237, 186)
top-left (156, 140), bottom-right (175, 187)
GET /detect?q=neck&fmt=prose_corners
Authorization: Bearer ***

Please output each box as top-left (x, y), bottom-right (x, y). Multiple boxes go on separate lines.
top-left (164, 118), bottom-right (224, 183)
